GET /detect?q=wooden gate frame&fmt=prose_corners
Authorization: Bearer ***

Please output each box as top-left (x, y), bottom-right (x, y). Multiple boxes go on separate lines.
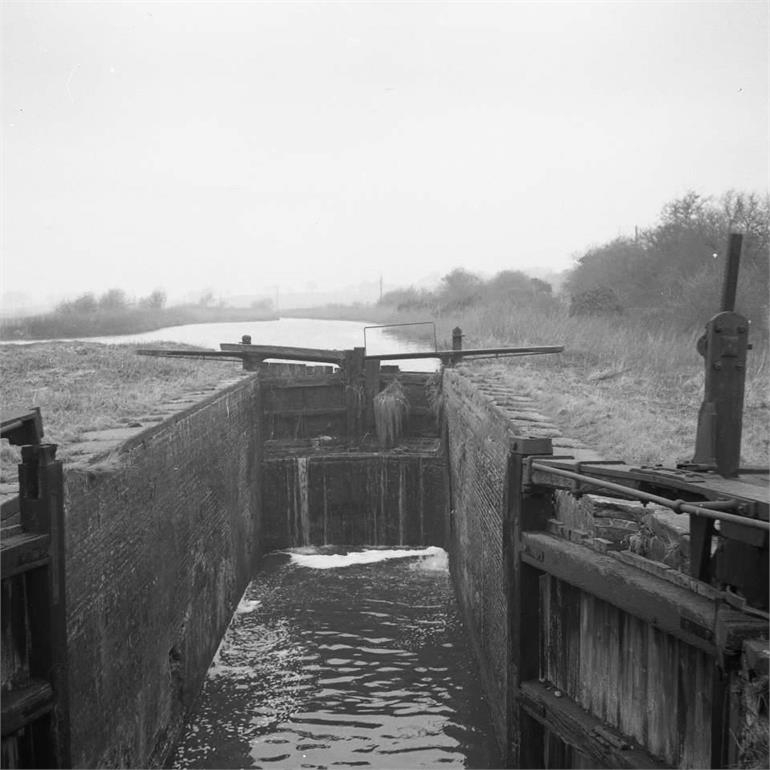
top-left (1, 411), bottom-right (70, 768)
top-left (504, 439), bottom-right (767, 769)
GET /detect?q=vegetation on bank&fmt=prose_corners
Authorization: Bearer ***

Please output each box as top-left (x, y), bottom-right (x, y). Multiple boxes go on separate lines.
top-left (1, 189), bottom-right (766, 473)
top-left (565, 190), bottom-right (768, 332)
top-left (0, 289), bottom-right (276, 341)
top-left (430, 300), bottom-right (767, 468)
top-left (376, 296), bottom-right (768, 468)
top-left (0, 342), bottom-right (245, 484)
top-left (378, 191), bottom-right (768, 336)
top-left (367, 191), bottom-right (769, 467)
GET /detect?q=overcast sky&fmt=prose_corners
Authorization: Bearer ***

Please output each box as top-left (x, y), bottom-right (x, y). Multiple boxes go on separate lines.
top-left (2, 0), bottom-right (768, 304)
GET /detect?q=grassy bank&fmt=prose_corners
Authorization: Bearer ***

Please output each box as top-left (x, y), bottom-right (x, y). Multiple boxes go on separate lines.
top-left (0, 342), bottom-right (244, 484)
top-left (1, 298), bottom-right (766, 484)
top-left (379, 298), bottom-right (769, 468)
top-left (0, 305), bottom-right (278, 341)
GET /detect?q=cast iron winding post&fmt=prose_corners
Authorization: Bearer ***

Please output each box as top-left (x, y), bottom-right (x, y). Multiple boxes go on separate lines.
top-left (685, 232), bottom-right (751, 584)
top-left (688, 231), bottom-right (749, 478)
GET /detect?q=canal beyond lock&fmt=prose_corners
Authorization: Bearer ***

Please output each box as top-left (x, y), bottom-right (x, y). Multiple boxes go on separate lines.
top-left (170, 547), bottom-right (500, 769)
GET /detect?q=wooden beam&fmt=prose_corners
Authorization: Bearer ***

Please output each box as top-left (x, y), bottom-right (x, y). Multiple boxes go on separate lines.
top-left (343, 348), bottom-right (365, 440)
top-left (364, 358), bottom-right (380, 433)
top-left (220, 343), bottom-right (346, 364)
top-left (1, 679), bottom-right (53, 736)
top-left (507, 444), bottom-right (555, 767)
top-left (263, 407), bottom-right (347, 418)
top-left (137, 349), bottom-right (244, 360)
top-left (523, 533), bottom-right (767, 658)
top-left (521, 532), bottom-right (723, 654)
top-left (1, 532), bottom-right (50, 579)
top-left (519, 680), bottom-right (667, 769)
top-left (366, 345), bottom-right (563, 362)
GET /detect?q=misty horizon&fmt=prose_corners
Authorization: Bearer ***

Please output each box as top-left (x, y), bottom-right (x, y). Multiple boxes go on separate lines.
top-left (2, 2), bottom-right (767, 307)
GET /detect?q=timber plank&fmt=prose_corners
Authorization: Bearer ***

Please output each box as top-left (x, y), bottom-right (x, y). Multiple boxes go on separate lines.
top-left (715, 609), bottom-right (768, 652)
top-left (263, 407), bottom-right (347, 418)
top-left (561, 580), bottom-right (582, 701)
top-left (1, 532), bottom-right (50, 579)
top-left (603, 601), bottom-right (621, 727)
top-left (220, 343), bottom-right (346, 364)
top-left (1, 496), bottom-right (20, 521)
top-left (549, 576), bottom-right (562, 690)
top-left (1, 679), bottom-right (53, 735)
top-left (549, 579), bottom-right (569, 694)
top-left (539, 574), bottom-right (552, 683)
top-left (678, 645), bottom-right (713, 769)
top-left (646, 627), bottom-right (679, 766)
top-left (262, 379), bottom-right (343, 389)
top-left (591, 597), bottom-right (609, 721)
top-left (519, 680), bottom-right (668, 769)
top-left (522, 532), bottom-right (719, 654)
top-left (579, 593), bottom-right (595, 713)
top-left (618, 612), bottom-right (649, 748)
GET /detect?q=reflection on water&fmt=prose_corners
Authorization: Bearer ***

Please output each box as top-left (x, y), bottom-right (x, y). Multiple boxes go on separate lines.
top-left (170, 547), bottom-right (499, 769)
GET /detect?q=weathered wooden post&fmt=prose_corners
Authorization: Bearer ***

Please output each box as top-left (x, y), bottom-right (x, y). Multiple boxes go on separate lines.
top-left (1, 410), bottom-right (71, 768)
top-left (343, 347), bottom-right (366, 441)
top-left (451, 327), bottom-right (463, 365)
top-left (505, 437), bottom-right (554, 767)
top-left (238, 336), bottom-right (265, 372)
top-left (364, 358), bottom-right (381, 434)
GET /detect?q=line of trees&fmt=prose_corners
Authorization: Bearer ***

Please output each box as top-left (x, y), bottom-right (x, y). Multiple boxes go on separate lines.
top-left (379, 190), bottom-right (768, 338)
top-left (379, 267), bottom-right (554, 315)
top-left (1, 288), bottom-right (276, 340)
top-left (56, 289), bottom-right (168, 314)
top-left (565, 190), bottom-right (769, 330)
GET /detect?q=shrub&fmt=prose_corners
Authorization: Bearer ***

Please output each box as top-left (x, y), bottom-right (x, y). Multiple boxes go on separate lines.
top-left (569, 287), bottom-right (624, 316)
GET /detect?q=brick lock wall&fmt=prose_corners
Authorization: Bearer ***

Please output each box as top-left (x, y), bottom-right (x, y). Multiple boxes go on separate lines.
top-left (63, 377), bottom-right (262, 768)
top-left (441, 368), bottom-right (516, 751)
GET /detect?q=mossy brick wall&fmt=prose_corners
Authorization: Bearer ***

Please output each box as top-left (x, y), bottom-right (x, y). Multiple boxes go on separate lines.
top-left (63, 377), bottom-right (262, 769)
top-left (441, 365), bottom-right (565, 756)
top-left (442, 368), bottom-right (517, 752)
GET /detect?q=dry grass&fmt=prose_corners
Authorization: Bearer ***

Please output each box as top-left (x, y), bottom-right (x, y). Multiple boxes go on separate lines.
top-left (2, 300), bottom-right (767, 480)
top-left (0, 342), bottom-right (245, 482)
top-left (401, 300), bottom-right (769, 467)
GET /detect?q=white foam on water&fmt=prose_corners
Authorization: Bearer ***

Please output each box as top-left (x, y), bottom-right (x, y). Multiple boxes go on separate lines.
top-left (235, 598), bottom-right (261, 614)
top-left (410, 548), bottom-right (449, 572)
top-left (287, 546), bottom-right (444, 570)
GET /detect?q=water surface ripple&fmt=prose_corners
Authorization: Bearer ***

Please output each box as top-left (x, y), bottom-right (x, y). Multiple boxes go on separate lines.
top-left (171, 548), bottom-right (499, 769)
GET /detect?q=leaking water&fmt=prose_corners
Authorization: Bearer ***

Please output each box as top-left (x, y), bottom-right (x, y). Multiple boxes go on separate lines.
top-left (170, 547), bottom-right (499, 769)
top-left (295, 458), bottom-right (311, 547)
